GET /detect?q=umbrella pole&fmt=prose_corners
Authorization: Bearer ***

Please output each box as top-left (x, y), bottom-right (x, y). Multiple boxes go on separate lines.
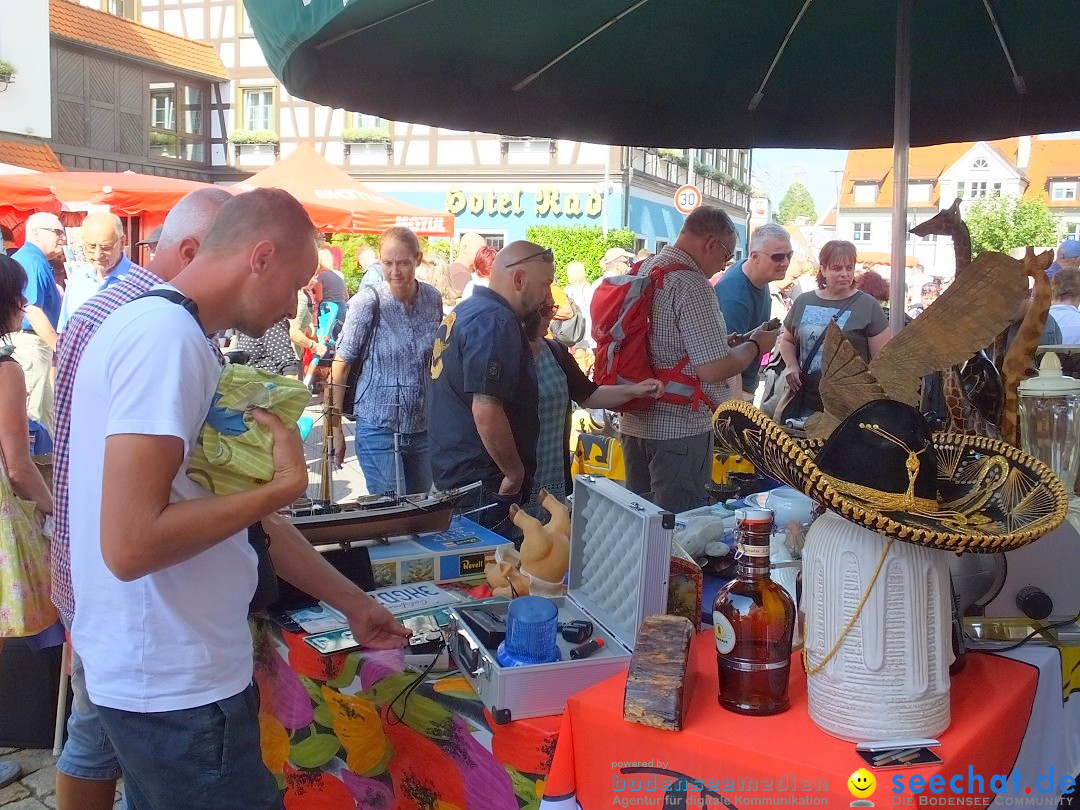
top-left (889, 0), bottom-right (913, 335)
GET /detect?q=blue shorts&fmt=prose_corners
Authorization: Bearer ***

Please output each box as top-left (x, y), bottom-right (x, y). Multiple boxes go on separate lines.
top-left (94, 684), bottom-right (281, 810)
top-left (56, 645), bottom-right (123, 781)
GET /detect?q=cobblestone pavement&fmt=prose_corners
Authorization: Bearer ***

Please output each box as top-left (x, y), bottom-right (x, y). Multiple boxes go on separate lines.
top-left (0, 404), bottom-right (369, 806)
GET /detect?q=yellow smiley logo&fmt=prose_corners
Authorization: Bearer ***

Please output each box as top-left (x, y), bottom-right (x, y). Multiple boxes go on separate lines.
top-left (848, 768), bottom-right (877, 798)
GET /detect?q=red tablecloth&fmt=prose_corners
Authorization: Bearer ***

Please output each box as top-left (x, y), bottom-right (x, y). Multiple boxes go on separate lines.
top-left (543, 630), bottom-right (1037, 808)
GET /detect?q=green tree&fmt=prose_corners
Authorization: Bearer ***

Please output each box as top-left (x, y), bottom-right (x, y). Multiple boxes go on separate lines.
top-left (966, 194), bottom-right (1059, 254)
top-left (777, 182), bottom-right (817, 225)
top-left (524, 225), bottom-right (635, 284)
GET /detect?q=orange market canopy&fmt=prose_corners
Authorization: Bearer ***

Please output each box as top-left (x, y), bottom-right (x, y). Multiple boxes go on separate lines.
top-left (236, 143), bottom-right (453, 237)
top-left (856, 251), bottom-right (921, 268)
top-left (0, 170), bottom-right (229, 219)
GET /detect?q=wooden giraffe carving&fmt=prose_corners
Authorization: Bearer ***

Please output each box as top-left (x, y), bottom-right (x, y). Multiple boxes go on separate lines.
top-left (909, 199), bottom-right (1003, 436)
top-left (999, 247), bottom-right (1054, 447)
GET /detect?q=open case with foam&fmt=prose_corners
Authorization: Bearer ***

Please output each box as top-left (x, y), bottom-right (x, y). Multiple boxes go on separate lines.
top-left (447, 475), bottom-right (673, 722)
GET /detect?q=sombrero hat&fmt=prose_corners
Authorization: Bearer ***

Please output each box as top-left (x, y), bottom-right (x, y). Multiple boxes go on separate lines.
top-left (713, 398), bottom-right (1068, 552)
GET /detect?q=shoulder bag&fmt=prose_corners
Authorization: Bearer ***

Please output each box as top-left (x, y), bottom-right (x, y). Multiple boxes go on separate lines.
top-left (774, 292), bottom-right (865, 423)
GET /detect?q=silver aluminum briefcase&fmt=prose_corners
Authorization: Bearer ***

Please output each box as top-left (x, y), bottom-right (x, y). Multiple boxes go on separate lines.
top-left (447, 475), bottom-right (674, 722)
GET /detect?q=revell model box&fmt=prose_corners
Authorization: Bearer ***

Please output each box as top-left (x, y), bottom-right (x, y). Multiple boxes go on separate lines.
top-left (366, 516), bottom-right (505, 587)
top-left (447, 475), bottom-right (674, 723)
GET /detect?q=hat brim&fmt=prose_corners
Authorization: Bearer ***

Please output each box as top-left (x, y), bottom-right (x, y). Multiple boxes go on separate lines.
top-left (714, 400), bottom-right (1069, 552)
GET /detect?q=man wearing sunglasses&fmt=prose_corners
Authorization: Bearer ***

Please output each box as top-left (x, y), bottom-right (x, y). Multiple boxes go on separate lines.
top-left (10, 211), bottom-right (67, 433)
top-left (714, 223), bottom-right (793, 402)
top-left (58, 213), bottom-right (134, 332)
top-left (429, 241), bottom-right (555, 534)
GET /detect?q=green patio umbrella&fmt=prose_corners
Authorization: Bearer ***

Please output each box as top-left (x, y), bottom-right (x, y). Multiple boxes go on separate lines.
top-left (247, 0), bottom-right (1080, 323)
top-left (247, 0), bottom-right (1076, 150)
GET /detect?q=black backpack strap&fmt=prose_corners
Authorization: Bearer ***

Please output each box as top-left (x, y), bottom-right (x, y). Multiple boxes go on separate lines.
top-left (137, 289), bottom-right (205, 333)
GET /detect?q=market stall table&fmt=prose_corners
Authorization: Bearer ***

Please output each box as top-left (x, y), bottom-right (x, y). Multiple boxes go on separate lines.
top-left (541, 629), bottom-right (1041, 808)
top-left (253, 621), bottom-right (560, 809)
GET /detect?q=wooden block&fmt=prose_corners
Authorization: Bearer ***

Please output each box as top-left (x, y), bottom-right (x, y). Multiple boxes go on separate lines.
top-left (623, 615), bottom-right (694, 731)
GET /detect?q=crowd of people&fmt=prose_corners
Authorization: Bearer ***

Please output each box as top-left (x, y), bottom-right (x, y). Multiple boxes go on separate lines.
top-left (3, 183), bottom-right (1080, 805)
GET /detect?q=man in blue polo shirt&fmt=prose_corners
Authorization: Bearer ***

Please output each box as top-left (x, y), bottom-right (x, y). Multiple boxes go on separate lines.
top-left (12, 211), bottom-right (67, 433)
top-left (58, 212), bottom-right (135, 332)
top-left (715, 223), bottom-right (791, 402)
top-left (429, 240), bottom-right (555, 534)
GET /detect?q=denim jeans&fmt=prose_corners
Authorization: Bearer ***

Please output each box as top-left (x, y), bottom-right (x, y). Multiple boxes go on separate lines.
top-left (354, 421), bottom-right (432, 496)
top-left (57, 643), bottom-right (123, 782)
top-left (95, 684), bottom-right (281, 810)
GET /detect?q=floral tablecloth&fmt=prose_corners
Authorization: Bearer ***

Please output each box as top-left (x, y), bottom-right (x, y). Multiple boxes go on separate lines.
top-left (253, 621), bottom-right (560, 809)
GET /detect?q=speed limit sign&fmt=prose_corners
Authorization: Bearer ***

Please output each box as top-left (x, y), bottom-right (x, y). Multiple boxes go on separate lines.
top-left (674, 184), bottom-right (701, 214)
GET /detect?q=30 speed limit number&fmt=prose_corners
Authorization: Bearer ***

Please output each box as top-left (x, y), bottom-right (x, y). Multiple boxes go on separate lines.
top-left (674, 184), bottom-right (701, 214)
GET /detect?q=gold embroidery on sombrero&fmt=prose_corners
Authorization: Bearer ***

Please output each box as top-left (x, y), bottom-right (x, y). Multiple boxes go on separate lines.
top-left (824, 421), bottom-right (940, 513)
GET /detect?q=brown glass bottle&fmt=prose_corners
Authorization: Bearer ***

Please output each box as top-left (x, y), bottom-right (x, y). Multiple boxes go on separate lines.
top-left (713, 508), bottom-right (796, 715)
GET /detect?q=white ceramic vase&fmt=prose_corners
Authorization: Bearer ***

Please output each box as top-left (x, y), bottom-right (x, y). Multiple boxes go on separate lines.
top-left (802, 511), bottom-right (952, 742)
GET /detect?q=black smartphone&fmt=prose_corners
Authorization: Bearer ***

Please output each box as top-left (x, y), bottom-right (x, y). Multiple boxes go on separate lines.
top-left (857, 747), bottom-right (943, 770)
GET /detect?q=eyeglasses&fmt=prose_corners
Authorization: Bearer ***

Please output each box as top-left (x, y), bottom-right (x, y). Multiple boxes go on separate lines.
top-left (35, 227), bottom-right (65, 238)
top-left (84, 240), bottom-right (120, 254)
top-left (757, 250), bottom-right (793, 263)
top-left (506, 247), bottom-right (554, 268)
top-left (719, 241), bottom-right (736, 264)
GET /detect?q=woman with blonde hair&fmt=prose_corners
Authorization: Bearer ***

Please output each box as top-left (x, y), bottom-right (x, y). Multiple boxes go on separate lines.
top-left (330, 227), bottom-right (443, 495)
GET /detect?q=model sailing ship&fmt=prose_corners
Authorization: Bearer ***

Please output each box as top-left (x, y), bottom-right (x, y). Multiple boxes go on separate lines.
top-left (284, 390), bottom-right (479, 544)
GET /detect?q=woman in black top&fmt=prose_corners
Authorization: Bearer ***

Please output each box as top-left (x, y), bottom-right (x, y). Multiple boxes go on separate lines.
top-left (523, 292), bottom-right (661, 517)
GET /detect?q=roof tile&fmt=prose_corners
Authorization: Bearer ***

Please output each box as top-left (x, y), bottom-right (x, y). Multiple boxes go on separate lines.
top-left (50, 0), bottom-right (227, 80)
top-left (0, 140), bottom-right (65, 172)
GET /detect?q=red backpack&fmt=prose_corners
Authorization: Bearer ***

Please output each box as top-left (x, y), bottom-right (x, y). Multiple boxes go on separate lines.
top-left (590, 259), bottom-right (718, 413)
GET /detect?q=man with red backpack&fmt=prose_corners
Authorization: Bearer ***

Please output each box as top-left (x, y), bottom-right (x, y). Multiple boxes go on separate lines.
top-left (593, 207), bottom-right (779, 512)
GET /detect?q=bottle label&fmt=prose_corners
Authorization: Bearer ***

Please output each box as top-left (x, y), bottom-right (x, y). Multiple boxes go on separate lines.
top-left (736, 543), bottom-right (771, 557)
top-left (713, 613), bottom-right (736, 654)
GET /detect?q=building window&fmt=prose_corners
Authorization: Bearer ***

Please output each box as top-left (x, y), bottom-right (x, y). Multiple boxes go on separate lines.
top-left (972, 158), bottom-right (989, 170)
top-left (347, 113), bottom-right (387, 131)
top-left (908, 182), bottom-right (932, 203)
top-left (634, 236), bottom-right (646, 254)
top-left (853, 183), bottom-right (878, 204)
top-left (969, 181), bottom-right (988, 198)
top-left (852, 222), bottom-right (871, 242)
top-left (477, 232), bottom-right (505, 250)
top-left (236, 0), bottom-right (253, 36)
top-left (718, 150), bottom-right (729, 173)
top-left (920, 232), bottom-right (936, 243)
top-left (242, 87), bottom-right (276, 132)
top-left (1051, 182), bottom-right (1078, 201)
top-left (955, 182), bottom-right (965, 199)
top-left (102, 0), bottom-right (138, 18)
top-left (655, 239), bottom-right (669, 252)
top-left (1066, 223), bottom-right (1080, 241)
top-left (992, 182), bottom-right (1001, 196)
top-left (149, 80), bottom-right (207, 162)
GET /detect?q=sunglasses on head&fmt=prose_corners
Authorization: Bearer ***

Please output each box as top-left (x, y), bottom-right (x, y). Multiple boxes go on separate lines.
top-left (506, 247), bottom-right (554, 268)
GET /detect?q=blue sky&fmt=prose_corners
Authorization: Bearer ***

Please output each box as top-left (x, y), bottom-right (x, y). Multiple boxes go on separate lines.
top-left (750, 148), bottom-right (849, 218)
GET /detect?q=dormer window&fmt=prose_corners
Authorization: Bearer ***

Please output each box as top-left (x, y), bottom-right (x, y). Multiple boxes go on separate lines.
top-left (1051, 182), bottom-right (1078, 202)
top-left (853, 182), bottom-right (878, 204)
top-left (971, 158), bottom-right (989, 170)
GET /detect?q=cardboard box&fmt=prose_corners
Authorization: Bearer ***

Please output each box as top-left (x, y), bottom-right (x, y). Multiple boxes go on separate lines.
top-left (367, 515), bottom-right (506, 587)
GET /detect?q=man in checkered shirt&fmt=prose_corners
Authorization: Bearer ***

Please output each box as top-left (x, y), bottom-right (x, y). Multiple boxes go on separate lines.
top-left (618, 207), bottom-right (780, 513)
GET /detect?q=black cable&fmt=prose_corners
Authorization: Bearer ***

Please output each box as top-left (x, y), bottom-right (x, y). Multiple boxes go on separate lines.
top-left (386, 636), bottom-right (447, 725)
top-left (976, 609), bottom-right (1080, 653)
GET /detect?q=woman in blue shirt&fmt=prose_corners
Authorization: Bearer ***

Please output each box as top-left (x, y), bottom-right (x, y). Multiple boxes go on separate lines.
top-left (330, 228), bottom-right (443, 495)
